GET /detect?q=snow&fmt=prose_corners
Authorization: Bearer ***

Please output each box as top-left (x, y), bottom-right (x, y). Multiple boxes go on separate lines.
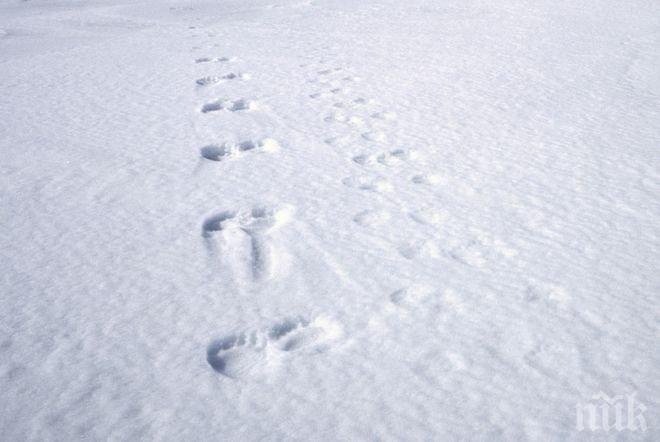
top-left (1, 0), bottom-right (659, 439)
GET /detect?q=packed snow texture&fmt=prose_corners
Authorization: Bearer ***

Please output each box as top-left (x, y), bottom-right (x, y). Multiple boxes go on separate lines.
top-left (1, 0), bottom-right (659, 439)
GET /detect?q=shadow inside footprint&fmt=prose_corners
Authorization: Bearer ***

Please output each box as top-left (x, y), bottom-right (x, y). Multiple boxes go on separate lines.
top-left (206, 334), bottom-right (242, 374)
top-left (228, 99), bottom-right (250, 111)
top-left (238, 141), bottom-right (256, 152)
top-left (202, 211), bottom-right (236, 237)
top-left (268, 317), bottom-right (307, 339)
top-left (268, 317), bottom-right (323, 352)
top-left (240, 207), bottom-right (275, 233)
top-left (206, 316), bottom-right (341, 378)
top-left (201, 101), bottom-right (222, 113)
top-left (206, 332), bottom-right (266, 378)
top-left (200, 144), bottom-right (227, 161)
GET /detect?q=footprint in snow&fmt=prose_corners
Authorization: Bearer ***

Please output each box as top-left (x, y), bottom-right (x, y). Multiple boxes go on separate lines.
top-left (353, 209), bottom-right (391, 227)
top-left (310, 79), bottom-right (351, 99)
top-left (447, 232), bottom-right (518, 267)
top-left (408, 207), bottom-right (447, 226)
top-left (399, 234), bottom-right (513, 266)
top-left (201, 98), bottom-right (256, 113)
top-left (389, 284), bottom-right (436, 306)
top-left (200, 138), bottom-right (280, 162)
top-left (353, 98), bottom-right (375, 106)
top-left (196, 72), bottom-right (251, 86)
top-left (207, 316), bottom-right (343, 379)
top-left (324, 135), bottom-right (351, 146)
top-left (524, 281), bottom-right (570, 307)
top-left (342, 176), bottom-right (393, 193)
top-left (353, 148), bottom-right (417, 167)
top-left (411, 173), bottom-right (446, 186)
top-left (368, 284), bottom-right (459, 334)
top-left (317, 67), bottom-right (343, 75)
top-left (202, 205), bottom-right (294, 281)
top-left (399, 240), bottom-right (442, 260)
top-left (371, 111), bottom-right (397, 121)
top-left (324, 113), bottom-right (364, 126)
top-left (195, 56), bottom-right (236, 63)
top-left (362, 131), bottom-right (387, 143)
top-left (332, 98), bottom-right (376, 110)
top-left (310, 91), bottom-right (333, 99)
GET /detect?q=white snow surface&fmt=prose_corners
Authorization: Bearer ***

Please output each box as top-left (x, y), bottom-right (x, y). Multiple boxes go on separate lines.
top-left (1, 0), bottom-right (659, 439)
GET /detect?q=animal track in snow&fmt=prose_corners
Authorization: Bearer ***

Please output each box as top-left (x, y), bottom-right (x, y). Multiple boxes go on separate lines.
top-left (201, 98), bottom-right (257, 113)
top-left (324, 135), bottom-right (351, 146)
top-left (310, 87), bottom-right (350, 99)
top-left (448, 242), bottom-right (488, 268)
top-left (310, 91), bottom-right (333, 99)
top-left (447, 232), bottom-right (517, 268)
top-left (411, 173), bottom-right (447, 186)
top-left (324, 113), bottom-right (364, 126)
top-left (409, 207), bottom-right (447, 226)
top-left (202, 205), bottom-right (294, 237)
top-left (342, 176), bottom-right (393, 193)
top-left (399, 240), bottom-right (441, 260)
top-left (332, 98), bottom-right (376, 110)
top-left (353, 98), bottom-right (377, 106)
top-left (371, 111), bottom-right (397, 120)
top-left (196, 72), bottom-right (251, 86)
top-left (202, 205), bottom-right (294, 280)
top-left (353, 209), bottom-right (391, 227)
top-left (368, 284), bottom-right (456, 334)
top-left (398, 230), bottom-right (516, 266)
top-left (389, 284), bottom-right (435, 306)
top-left (362, 131), bottom-right (387, 143)
top-left (317, 67), bottom-right (343, 75)
top-left (200, 138), bottom-right (280, 161)
top-left (353, 148), bottom-right (417, 166)
top-left (323, 112), bottom-right (348, 123)
top-left (207, 316), bottom-right (343, 379)
top-left (195, 56), bottom-right (236, 63)
top-left (524, 281), bottom-right (570, 306)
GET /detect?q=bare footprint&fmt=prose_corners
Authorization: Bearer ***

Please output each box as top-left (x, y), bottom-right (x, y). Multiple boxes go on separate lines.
top-left (371, 111), bottom-right (397, 121)
top-left (207, 316), bottom-right (343, 378)
top-left (202, 205), bottom-right (295, 281)
top-left (353, 209), bottom-right (391, 227)
top-left (412, 173), bottom-right (446, 186)
top-left (195, 56), bottom-right (236, 63)
top-left (200, 138), bottom-right (280, 161)
top-left (201, 98), bottom-right (257, 113)
top-left (196, 73), bottom-right (251, 86)
top-left (353, 149), bottom-right (417, 167)
top-left (342, 176), bottom-right (393, 193)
